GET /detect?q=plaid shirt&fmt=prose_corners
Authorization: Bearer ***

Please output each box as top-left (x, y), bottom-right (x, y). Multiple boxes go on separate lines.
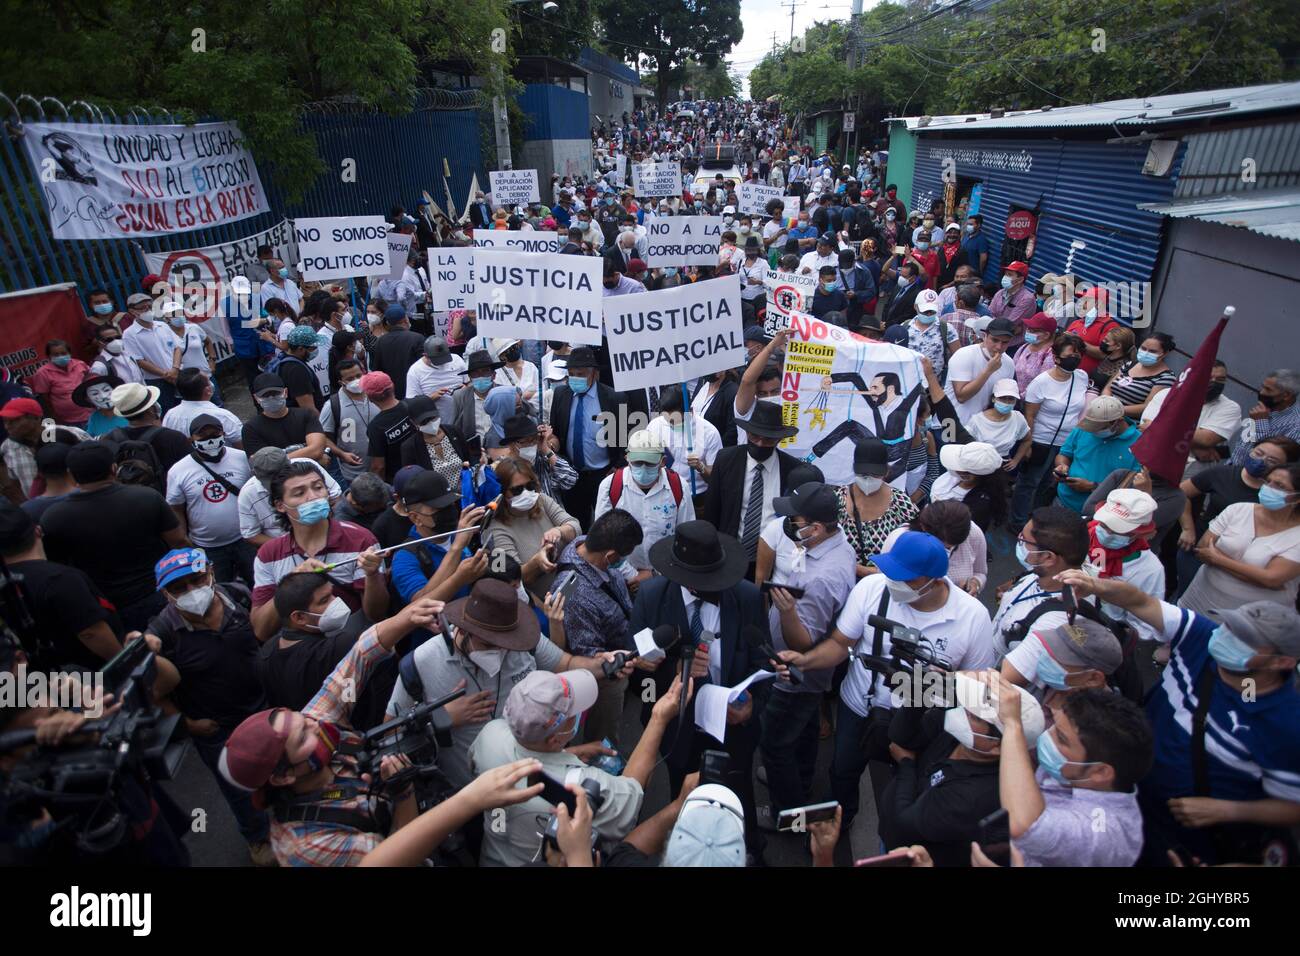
top-left (1, 428), bottom-right (90, 500)
top-left (1231, 403), bottom-right (1300, 466)
top-left (557, 537), bottom-right (633, 657)
top-left (269, 628), bottom-right (393, 867)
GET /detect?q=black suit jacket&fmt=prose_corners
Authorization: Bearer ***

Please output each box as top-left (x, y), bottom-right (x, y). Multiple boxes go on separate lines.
top-left (469, 202), bottom-right (493, 229)
top-left (883, 280), bottom-right (922, 328)
top-left (548, 381), bottom-right (635, 471)
top-left (698, 444), bottom-right (801, 538)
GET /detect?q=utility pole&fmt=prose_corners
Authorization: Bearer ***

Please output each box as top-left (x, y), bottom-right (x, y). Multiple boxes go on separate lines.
top-left (771, 32), bottom-right (779, 57)
top-left (780, 0), bottom-right (803, 44)
top-left (844, 0), bottom-right (862, 164)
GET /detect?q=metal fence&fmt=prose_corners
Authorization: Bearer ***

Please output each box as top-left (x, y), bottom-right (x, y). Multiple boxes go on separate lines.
top-left (0, 88), bottom-right (485, 310)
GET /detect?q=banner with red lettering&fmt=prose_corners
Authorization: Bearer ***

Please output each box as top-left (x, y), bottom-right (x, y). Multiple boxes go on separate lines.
top-left (0, 284), bottom-right (87, 379)
top-left (21, 121), bottom-right (269, 240)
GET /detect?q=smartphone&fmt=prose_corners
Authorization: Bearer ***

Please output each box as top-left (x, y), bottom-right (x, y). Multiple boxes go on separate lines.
top-left (892, 245), bottom-right (905, 256)
top-left (700, 749), bottom-right (731, 787)
top-left (777, 800), bottom-right (840, 831)
top-left (977, 808), bottom-right (1012, 867)
top-left (465, 434), bottom-right (483, 463)
top-left (760, 580), bottom-right (806, 600)
top-left (527, 770), bottom-right (577, 814)
top-left (547, 569), bottom-right (579, 604)
top-left (854, 849), bottom-right (914, 867)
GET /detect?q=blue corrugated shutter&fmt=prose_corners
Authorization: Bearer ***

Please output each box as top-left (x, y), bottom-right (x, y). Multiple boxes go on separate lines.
top-left (516, 84), bottom-right (590, 142)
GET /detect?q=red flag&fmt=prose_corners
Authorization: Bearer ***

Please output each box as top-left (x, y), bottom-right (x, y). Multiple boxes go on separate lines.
top-left (1130, 311), bottom-right (1231, 485)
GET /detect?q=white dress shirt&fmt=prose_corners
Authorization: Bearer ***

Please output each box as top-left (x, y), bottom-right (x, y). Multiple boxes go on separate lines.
top-left (680, 586), bottom-right (723, 683)
top-left (738, 450), bottom-right (779, 534)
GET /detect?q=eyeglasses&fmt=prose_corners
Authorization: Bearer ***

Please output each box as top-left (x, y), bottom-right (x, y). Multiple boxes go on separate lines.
top-left (505, 480), bottom-right (538, 497)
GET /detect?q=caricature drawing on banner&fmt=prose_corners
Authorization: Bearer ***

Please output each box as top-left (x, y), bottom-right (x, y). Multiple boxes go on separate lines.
top-left (779, 311), bottom-right (925, 488)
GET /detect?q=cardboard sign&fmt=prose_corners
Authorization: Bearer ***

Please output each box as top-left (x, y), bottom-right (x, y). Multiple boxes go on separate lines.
top-left (643, 216), bottom-right (724, 267)
top-left (762, 269), bottom-right (818, 335)
top-left (489, 169), bottom-right (540, 207)
top-left (384, 232), bottom-right (413, 280)
top-left (471, 249), bottom-right (603, 345)
top-left (737, 182), bottom-right (781, 216)
top-left (294, 216), bottom-right (389, 281)
top-left (631, 161), bottom-right (682, 198)
top-left (428, 248), bottom-right (476, 312)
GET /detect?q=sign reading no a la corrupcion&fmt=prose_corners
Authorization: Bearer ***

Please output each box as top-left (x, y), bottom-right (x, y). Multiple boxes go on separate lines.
top-left (643, 216), bottom-right (723, 268)
top-left (294, 216), bottom-right (389, 281)
top-left (489, 169), bottom-right (540, 207)
top-left (471, 248), bottom-right (603, 345)
top-left (631, 161), bottom-right (682, 198)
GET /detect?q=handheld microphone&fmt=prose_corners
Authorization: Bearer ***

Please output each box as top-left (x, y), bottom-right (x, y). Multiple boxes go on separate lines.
top-left (743, 625), bottom-right (803, 686)
top-left (601, 625), bottom-right (680, 678)
top-left (677, 638), bottom-right (696, 727)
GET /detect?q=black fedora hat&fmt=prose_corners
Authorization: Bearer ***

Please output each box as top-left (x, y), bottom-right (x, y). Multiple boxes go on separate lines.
top-left (502, 414), bottom-right (538, 444)
top-left (71, 373), bottom-right (124, 409)
top-left (648, 520), bottom-right (748, 592)
top-left (466, 349), bottom-right (503, 374)
top-left (738, 401), bottom-right (798, 440)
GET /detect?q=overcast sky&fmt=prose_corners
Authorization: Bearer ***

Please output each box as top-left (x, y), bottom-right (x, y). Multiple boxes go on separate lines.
top-left (727, 0), bottom-right (880, 97)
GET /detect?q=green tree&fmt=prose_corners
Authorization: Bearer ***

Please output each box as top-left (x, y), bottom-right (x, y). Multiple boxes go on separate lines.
top-left (598, 0), bottom-right (744, 106)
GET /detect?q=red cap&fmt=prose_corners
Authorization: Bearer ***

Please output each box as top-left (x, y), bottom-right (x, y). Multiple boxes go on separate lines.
top-left (359, 371), bottom-right (395, 398)
top-left (218, 709), bottom-right (291, 801)
top-left (0, 398), bottom-right (43, 419)
top-left (1004, 261), bottom-right (1030, 276)
top-left (1024, 311), bottom-right (1057, 333)
top-left (864, 188), bottom-right (876, 197)
top-left (626, 258), bottom-right (648, 274)
top-left (140, 273), bottom-right (163, 295)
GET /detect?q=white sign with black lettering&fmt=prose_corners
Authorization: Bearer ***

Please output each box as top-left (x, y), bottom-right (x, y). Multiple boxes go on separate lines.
top-left (429, 248), bottom-right (476, 312)
top-left (631, 161), bottom-right (681, 198)
top-left (604, 276), bottom-right (745, 392)
top-left (489, 169), bottom-right (540, 207)
top-left (471, 232), bottom-right (562, 253)
top-left (643, 215), bottom-right (723, 267)
top-left (763, 269), bottom-right (818, 335)
top-left (294, 216), bottom-right (389, 281)
top-left (737, 182), bottom-right (781, 216)
top-left (472, 249), bottom-right (603, 345)
top-left (384, 232), bottom-right (413, 280)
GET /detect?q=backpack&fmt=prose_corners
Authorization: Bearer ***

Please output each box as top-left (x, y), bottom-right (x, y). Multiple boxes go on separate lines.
top-left (104, 426), bottom-right (165, 493)
top-left (265, 351), bottom-right (311, 379)
top-left (1013, 595), bottom-right (1145, 703)
top-left (609, 465), bottom-right (683, 508)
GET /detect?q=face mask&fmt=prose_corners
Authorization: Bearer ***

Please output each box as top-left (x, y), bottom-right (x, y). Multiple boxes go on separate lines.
top-left (344, 378), bottom-right (364, 394)
top-left (258, 394), bottom-right (288, 414)
top-left (516, 445), bottom-right (538, 463)
top-left (1207, 627), bottom-right (1257, 672)
top-left (1035, 649), bottom-right (1073, 691)
top-left (1057, 354), bottom-right (1081, 373)
top-left (194, 437), bottom-right (224, 458)
top-left (822, 281), bottom-right (840, 293)
top-left (1259, 485), bottom-right (1296, 511)
top-left (747, 443), bottom-right (775, 462)
top-left (306, 721), bottom-right (341, 772)
top-left (1136, 349), bottom-right (1159, 367)
top-left (296, 497), bottom-right (331, 525)
top-left (965, 224), bottom-right (974, 234)
top-left (417, 418), bottom-right (444, 436)
top-left (942, 707), bottom-right (996, 751)
top-left (85, 385), bottom-right (114, 410)
top-left (619, 225), bottom-right (634, 233)
top-left (886, 212), bottom-right (896, 221)
top-left (1082, 307), bottom-right (1098, 325)
top-left (1000, 275), bottom-right (1014, 290)
top-left (1244, 455), bottom-right (1272, 479)
top-left (896, 275), bottom-right (911, 290)
top-left (993, 400), bottom-right (1016, 415)
top-left (1036, 730), bottom-right (1099, 785)
top-left (472, 377), bottom-right (494, 395)
top-left (467, 647), bottom-right (504, 678)
top-left (1095, 526), bottom-right (1132, 550)
top-left (568, 375), bottom-right (591, 395)
top-left (175, 584), bottom-right (214, 617)
top-left (510, 488), bottom-right (539, 512)
top-left (93, 302), bottom-right (114, 316)
top-left (51, 355), bottom-right (71, 368)
top-left (916, 241), bottom-right (929, 252)
top-left (630, 463), bottom-right (660, 486)
top-left (1257, 391), bottom-right (1281, 409)
top-left (104, 339), bottom-right (125, 355)
top-left (854, 475), bottom-right (883, 495)
top-left (915, 311), bottom-right (937, 326)
top-left (1023, 331), bottom-right (1040, 345)
top-left (1206, 381), bottom-right (1225, 402)
top-left (885, 577), bottom-right (931, 605)
top-left (1016, 540), bottom-right (1049, 572)
top-left (308, 596), bottom-right (351, 636)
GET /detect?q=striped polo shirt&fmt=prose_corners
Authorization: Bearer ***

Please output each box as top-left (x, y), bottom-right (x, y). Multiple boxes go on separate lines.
top-left (252, 520), bottom-right (378, 609)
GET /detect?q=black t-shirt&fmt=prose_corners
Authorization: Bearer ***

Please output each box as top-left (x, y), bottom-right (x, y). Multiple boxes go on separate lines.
top-left (41, 484), bottom-right (180, 609)
top-left (367, 404), bottom-right (414, 482)
top-left (1191, 463), bottom-right (1256, 532)
top-left (371, 505), bottom-right (413, 552)
top-left (373, 330), bottom-right (425, 397)
top-left (278, 356), bottom-right (323, 411)
top-left (120, 423), bottom-right (194, 474)
top-left (8, 558), bottom-right (122, 671)
top-left (241, 408), bottom-right (324, 457)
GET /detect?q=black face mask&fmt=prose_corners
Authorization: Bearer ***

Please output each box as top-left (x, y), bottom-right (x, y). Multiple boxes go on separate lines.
top-left (1206, 381), bottom-right (1226, 402)
top-left (747, 442), bottom-right (776, 462)
top-left (501, 347), bottom-right (521, 363)
top-left (1057, 354), bottom-right (1082, 372)
top-left (434, 507), bottom-right (459, 534)
top-left (1258, 390), bottom-right (1281, 409)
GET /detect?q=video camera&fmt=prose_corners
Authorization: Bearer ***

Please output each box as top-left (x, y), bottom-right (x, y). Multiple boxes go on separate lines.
top-left (0, 638), bottom-right (187, 855)
top-left (353, 687), bottom-right (465, 813)
top-left (852, 614), bottom-right (952, 678)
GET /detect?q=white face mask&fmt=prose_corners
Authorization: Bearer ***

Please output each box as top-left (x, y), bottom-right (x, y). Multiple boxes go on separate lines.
top-left (175, 584), bottom-right (214, 616)
top-left (344, 379), bottom-right (364, 394)
top-left (103, 340), bottom-right (125, 356)
top-left (418, 420), bottom-right (441, 436)
top-left (885, 577), bottom-right (932, 605)
top-left (854, 475), bottom-right (883, 495)
top-left (86, 384), bottom-right (116, 410)
top-left (943, 707), bottom-right (977, 749)
top-left (510, 489), bottom-right (539, 512)
top-left (517, 445), bottom-right (538, 463)
top-left (312, 596), bottom-right (351, 635)
top-left (469, 648), bottom-right (504, 677)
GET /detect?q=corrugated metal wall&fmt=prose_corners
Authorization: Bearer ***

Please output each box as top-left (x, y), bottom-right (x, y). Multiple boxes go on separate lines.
top-left (910, 133), bottom-right (1183, 315)
top-left (1173, 120), bottom-right (1300, 198)
top-left (0, 91), bottom-right (484, 310)
top-left (884, 124), bottom-right (917, 210)
top-left (516, 84), bottom-right (590, 143)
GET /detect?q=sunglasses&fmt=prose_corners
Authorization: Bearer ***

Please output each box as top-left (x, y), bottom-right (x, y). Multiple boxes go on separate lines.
top-left (505, 480), bottom-right (538, 497)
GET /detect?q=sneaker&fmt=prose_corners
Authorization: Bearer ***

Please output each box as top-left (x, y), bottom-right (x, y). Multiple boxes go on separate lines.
top-left (249, 841), bottom-right (279, 867)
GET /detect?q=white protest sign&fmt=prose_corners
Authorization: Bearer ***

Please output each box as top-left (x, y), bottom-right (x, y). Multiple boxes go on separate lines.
top-left (471, 231), bottom-right (562, 253)
top-left (489, 169), bottom-right (540, 207)
top-left (604, 276), bottom-right (745, 392)
top-left (610, 154), bottom-right (626, 188)
top-left (643, 215), bottom-right (723, 267)
top-left (762, 269), bottom-right (818, 335)
top-left (631, 161), bottom-right (681, 198)
top-left (738, 182), bottom-right (781, 216)
top-left (782, 195), bottom-right (802, 224)
top-left (778, 312), bottom-right (924, 486)
top-left (21, 120), bottom-right (270, 240)
top-left (428, 248), bottom-right (476, 312)
top-left (294, 216), bottom-right (389, 281)
top-left (472, 249), bottom-right (603, 345)
top-left (384, 232), bottom-right (413, 280)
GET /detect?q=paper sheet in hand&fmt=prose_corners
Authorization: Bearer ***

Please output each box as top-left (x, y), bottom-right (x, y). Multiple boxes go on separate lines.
top-left (694, 670), bottom-right (777, 744)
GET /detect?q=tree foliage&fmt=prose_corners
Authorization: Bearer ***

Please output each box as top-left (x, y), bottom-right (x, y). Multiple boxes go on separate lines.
top-left (598, 0), bottom-right (744, 105)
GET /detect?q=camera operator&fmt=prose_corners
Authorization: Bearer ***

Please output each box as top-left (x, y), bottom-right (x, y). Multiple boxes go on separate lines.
top-left (217, 597), bottom-right (444, 866)
top-left (882, 672), bottom-right (1043, 866)
top-left (990, 505), bottom-right (1089, 659)
top-left (777, 531), bottom-right (995, 830)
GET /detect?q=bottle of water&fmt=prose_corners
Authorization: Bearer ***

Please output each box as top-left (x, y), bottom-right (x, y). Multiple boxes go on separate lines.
top-left (593, 738), bottom-right (625, 776)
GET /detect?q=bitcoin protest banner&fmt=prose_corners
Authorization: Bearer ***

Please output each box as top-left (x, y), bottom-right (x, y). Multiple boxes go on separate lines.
top-left (471, 249), bottom-right (603, 345)
top-left (779, 311), bottom-right (924, 487)
top-left (643, 216), bottom-right (723, 267)
top-left (604, 276), bottom-right (744, 392)
top-left (762, 269), bottom-right (817, 336)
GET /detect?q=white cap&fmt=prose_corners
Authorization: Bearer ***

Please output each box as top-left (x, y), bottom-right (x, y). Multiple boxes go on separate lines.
top-left (662, 784), bottom-right (746, 867)
top-left (939, 441), bottom-right (1002, 476)
top-left (491, 337), bottom-right (521, 357)
top-left (627, 429), bottom-right (665, 461)
top-left (914, 288), bottom-right (940, 314)
top-left (1095, 488), bottom-right (1158, 533)
top-left (945, 221), bottom-right (961, 232)
top-left (992, 378), bottom-right (1021, 400)
top-left (953, 673), bottom-right (1045, 747)
top-left (723, 205), bottom-right (736, 215)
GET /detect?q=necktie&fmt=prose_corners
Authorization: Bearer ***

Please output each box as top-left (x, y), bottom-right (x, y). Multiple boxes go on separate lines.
top-left (690, 600), bottom-right (703, 645)
top-left (742, 459), bottom-right (764, 557)
top-left (571, 391), bottom-right (587, 471)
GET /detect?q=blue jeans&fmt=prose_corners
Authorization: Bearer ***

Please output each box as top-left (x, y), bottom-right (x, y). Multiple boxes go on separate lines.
top-left (831, 699), bottom-right (871, 823)
top-left (192, 727), bottom-right (270, 844)
top-left (147, 378), bottom-right (179, 415)
top-left (205, 539), bottom-right (255, 586)
top-left (759, 689), bottom-right (822, 815)
top-left (1010, 444), bottom-right (1059, 533)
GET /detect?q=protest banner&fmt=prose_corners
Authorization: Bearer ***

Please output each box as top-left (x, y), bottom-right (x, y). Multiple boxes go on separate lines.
top-left (0, 284), bottom-right (88, 373)
top-left (428, 248), bottom-right (476, 312)
top-left (471, 249), bottom-right (603, 345)
top-left (471, 231), bottom-right (562, 253)
top-left (762, 269), bottom-right (817, 336)
top-left (294, 216), bottom-right (389, 282)
top-left (631, 161), bottom-right (682, 198)
top-left (610, 154), bottom-right (626, 188)
top-left (22, 121), bottom-right (269, 240)
top-left (604, 276), bottom-right (744, 392)
top-left (778, 311), bottom-right (924, 487)
top-left (782, 195), bottom-right (802, 228)
top-left (643, 216), bottom-right (723, 267)
top-left (489, 169), bottom-right (540, 207)
top-left (383, 231), bottom-right (413, 280)
top-left (737, 182), bottom-right (781, 216)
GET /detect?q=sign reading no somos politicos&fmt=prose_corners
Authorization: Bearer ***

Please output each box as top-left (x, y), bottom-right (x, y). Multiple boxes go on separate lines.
top-left (294, 216), bottom-right (389, 281)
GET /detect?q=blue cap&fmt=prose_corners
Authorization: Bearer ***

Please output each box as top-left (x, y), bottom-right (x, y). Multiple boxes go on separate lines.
top-left (286, 325), bottom-right (319, 349)
top-left (383, 304), bottom-right (407, 324)
top-left (869, 531), bottom-right (948, 581)
top-left (155, 548), bottom-right (209, 590)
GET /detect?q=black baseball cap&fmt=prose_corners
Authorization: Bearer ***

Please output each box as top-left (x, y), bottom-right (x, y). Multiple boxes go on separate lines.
top-left (252, 373), bottom-right (286, 394)
top-left (773, 482), bottom-right (838, 525)
top-left (405, 395), bottom-right (439, 425)
top-left (188, 413), bottom-right (223, 436)
top-left (400, 471), bottom-right (459, 510)
top-left (985, 317), bottom-right (1015, 338)
top-left (853, 437), bottom-right (889, 477)
top-left (502, 415), bottom-right (538, 444)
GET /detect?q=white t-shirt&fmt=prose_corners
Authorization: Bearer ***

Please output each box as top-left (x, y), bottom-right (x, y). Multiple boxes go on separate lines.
top-left (1089, 549), bottom-right (1166, 642)
top-left (162, 400), bottom-right (244, 445)
top-left (944, 344), bottom-right (1015, 426)
top-left (990, 572), bottom-right (1077, 660)
top-left (237, 459), bottom-right (341, 540)
top-left (1180, 502), bottom-right (1300, 615)
top-left (593, 467), bottom-right (695, 571)
top-left (174, 323), bottom-right (210, 371)
top-left (165, 449), bottom-right (252, 548)
top-left (798, 250), bottom-right (839, 275)
top-left (760, 517), bottom-right (802, 582)
top-left (122, 321), bottom-right (178, 376)
top-left (966, 409), bottom-right (1030, 457)
top-left (1024, 368), bottom-right (1089, 447)
top-left (407, 355), bottom-right (468, 423)
top-left (308, 334), bottom-right (332, 397)
top-left (496, 361), bottom-right (540, 401)
top-left (835, 574), bottom-right (995, 716)
top-left (1141, 388), bottom-right (1242, 462)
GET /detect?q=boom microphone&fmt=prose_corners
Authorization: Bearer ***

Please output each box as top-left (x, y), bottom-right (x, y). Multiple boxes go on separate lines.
top-left (743, 625), bottom-right (804, 687)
